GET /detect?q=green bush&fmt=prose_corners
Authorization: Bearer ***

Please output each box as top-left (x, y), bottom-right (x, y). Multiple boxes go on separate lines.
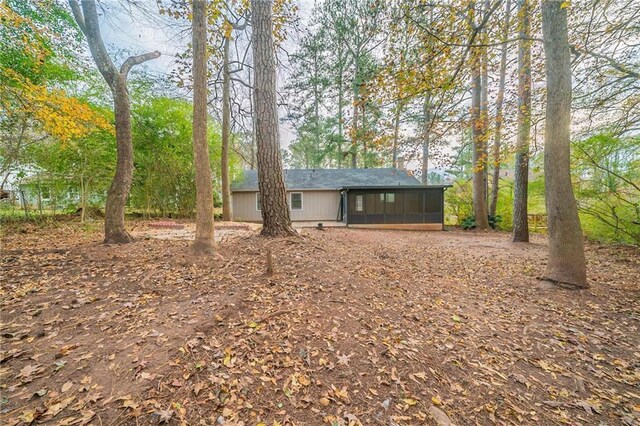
top-left (460, 214), bottom-right (502, 230)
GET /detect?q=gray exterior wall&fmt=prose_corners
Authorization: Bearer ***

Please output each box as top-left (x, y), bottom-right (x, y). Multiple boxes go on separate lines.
top-left (231, 190), bottom-right (341, 222)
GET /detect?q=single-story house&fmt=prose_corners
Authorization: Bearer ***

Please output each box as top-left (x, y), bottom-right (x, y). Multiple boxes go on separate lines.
top-left (230, 167), bottom-right (451, 229)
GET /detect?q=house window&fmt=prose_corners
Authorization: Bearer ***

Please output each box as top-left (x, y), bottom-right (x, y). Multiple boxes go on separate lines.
top-left (385, 193), bottom-right (395, 203)
top-left (290, 192), bottom-right (303, 211)
top-left (355, 195), bottom-right (364, 212)
top-left (256, 192), bottom-right (261, 211)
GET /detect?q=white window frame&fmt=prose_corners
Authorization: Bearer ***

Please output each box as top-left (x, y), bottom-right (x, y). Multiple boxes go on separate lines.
top-left (256, 192), bottom-right (261, 211)
top-left (355, 195), bottom-right (364, 212)
top-left (289, 192), bottom-right (303, 211)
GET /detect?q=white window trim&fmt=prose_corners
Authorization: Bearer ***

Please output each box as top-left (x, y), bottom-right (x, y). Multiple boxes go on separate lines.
top-left (289, 192), bottom-right (303, 211)
top-left (256, 192), bottom-right (261, 211)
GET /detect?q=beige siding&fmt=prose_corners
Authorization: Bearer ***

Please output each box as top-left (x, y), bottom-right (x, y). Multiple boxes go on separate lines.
top-left (231, 192), bottom-right (262, 222)
top-left (231, 190), bottom-right (341, 222)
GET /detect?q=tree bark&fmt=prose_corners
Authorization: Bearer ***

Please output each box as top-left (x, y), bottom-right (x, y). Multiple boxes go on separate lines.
top-left (541, 0), bottom-right (588, 288)
top-left (362, 103), bottom-right (367, 168)
top-left (191, 0), bottom-right (215, 254)
top-left (221, 34), bottom-right (232, 222)
top-left (469, 11), bottom-right (490, 230)
top-left (421, 95), bottom-right (431, 184)
top-left (80, 167), bottom-right (86, 223)
top-left (350, 60), bottom-right (360, 168)
top-left (392, 102), bottom-right (401, 168)
top-left (251, 0), bottom-right (296, 237)
top-left (336, 48), bottom-right (345, 169)
top-left (489, 0), bottom-right (511, 217)
top-left (247, 71), bottom-right (256, 170)
top-left (69, 0), bottom-right (159, 244)
top-left (337, 68), bottom-right (344, 168)
top-left (313, 46), bottom-right (321, 167)
top-left (513, 0), bottom-right (531, 242)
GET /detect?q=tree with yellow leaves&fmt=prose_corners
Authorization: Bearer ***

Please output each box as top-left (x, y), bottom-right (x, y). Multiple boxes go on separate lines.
top-left (0, 0), bottom-right (112, 192)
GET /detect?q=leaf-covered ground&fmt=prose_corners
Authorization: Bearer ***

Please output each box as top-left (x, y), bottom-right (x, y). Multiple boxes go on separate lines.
top-left (1, 222), bottom-right (639, 426)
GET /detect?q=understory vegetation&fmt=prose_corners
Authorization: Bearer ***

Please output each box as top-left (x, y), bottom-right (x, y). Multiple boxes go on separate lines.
top-left (445, 134), bottom-right (640, 245)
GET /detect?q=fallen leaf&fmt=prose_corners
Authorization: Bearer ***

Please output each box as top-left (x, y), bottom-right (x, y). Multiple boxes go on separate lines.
top-left (157, 409), bottom-right (174, 423)
top-left (19, 409), bottom-right (36, 424)
top-left (403, 398), bottom-right (418, 406)
top-left (19, 364), bottom-right (42, 379)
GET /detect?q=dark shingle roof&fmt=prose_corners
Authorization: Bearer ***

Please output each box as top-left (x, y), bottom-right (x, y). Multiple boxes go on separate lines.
top-left (231, 168), bottom-right (422, 192)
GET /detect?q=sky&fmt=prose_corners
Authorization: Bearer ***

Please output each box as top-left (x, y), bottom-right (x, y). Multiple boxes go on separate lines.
top-left (99, 0), bottom-right (317, 148)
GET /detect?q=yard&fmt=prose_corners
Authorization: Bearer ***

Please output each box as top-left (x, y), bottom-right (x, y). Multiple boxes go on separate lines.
top-left (1, 222), bottom-right (638, 425)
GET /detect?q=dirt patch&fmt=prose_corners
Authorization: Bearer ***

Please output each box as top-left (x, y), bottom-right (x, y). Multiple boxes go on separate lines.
top-left (1, 223), bottom-right (638, 425)
top-left (130, 221), bottom-right (259, 242)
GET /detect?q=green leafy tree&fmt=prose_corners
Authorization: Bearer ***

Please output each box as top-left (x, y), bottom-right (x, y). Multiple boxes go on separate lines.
top-left (572, 134), bottom-right (640, 245)
top-left (130, 96), bottom-right (234, 218)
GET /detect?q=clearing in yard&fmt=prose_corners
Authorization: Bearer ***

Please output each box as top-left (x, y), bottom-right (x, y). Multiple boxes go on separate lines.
top-left (1, 223), bottom-right (638, 425)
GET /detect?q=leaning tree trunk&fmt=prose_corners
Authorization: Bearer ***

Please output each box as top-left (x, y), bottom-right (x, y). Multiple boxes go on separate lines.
top-left (251, 0), bottom-right (296, 237)
top-left (489, 0), bottom-right (511, 217)
top-left (68, 0), bottom-right (159, 244)
top-left (221, 34), bottom-right (232, 222)
top-left (513, 0), bottom-right (531, 242)
top-left (541, 0), bottom-right (587, 288)
top-left (191, 0), bottom-right (215, 253)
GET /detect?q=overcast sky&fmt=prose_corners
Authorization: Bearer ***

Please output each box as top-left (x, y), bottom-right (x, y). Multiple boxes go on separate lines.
top-left (98, 0), bottom-right (317, 148)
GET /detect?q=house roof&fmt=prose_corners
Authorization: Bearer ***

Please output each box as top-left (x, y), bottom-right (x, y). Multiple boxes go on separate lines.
top-left (231, 168), bottom-right (424, 192)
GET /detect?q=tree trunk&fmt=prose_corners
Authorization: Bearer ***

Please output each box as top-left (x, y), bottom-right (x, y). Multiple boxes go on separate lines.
top-left (80, 172), bottom-right (86, 223)
top-left (251, 0), bottom-right (296, 237)
top-left (470, 42), bottom-right (490, 229)
top-left (541, 0), bottom-right (587, 288)
top-left (489, 0), bottom-right (511, 217)
top-left (103, 78), bottom-right (135, 242)
top-left (337, 73), bottom-right (344, 168)
top-left (248, 71), bottom-right (256, 170)
top-left (191, 0), bottom-right (215, 254)
top-left (37, 178), bottom-right (43, 218)
top-left (221, 34), bottom-right (232, 222)
top-left (350, 60), bottom-right (360, 169)
top-left (480, 0), bottom-right (490, 216)
top-left (392, 102), bottom-right (401, 167)
top-left (513, 0), bottom-right (531, 242)
top-left (421, 94), bottom-right (431, 184)
top-left (313, 48), bottom-right (321, 167)
top-left (68, 0), bottom-right (159, 244)
top-left (351, 101), bottom-right (359, 168)
top-left (362, 104), bottom-right (367, 168)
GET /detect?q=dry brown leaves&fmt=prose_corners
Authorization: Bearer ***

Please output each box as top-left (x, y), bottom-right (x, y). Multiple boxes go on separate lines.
top-left (0, 222), bottom-right (638, 425)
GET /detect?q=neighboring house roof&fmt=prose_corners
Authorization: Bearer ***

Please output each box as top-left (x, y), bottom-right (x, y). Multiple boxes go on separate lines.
top-left (231, 168), bottom-right (424, 192)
